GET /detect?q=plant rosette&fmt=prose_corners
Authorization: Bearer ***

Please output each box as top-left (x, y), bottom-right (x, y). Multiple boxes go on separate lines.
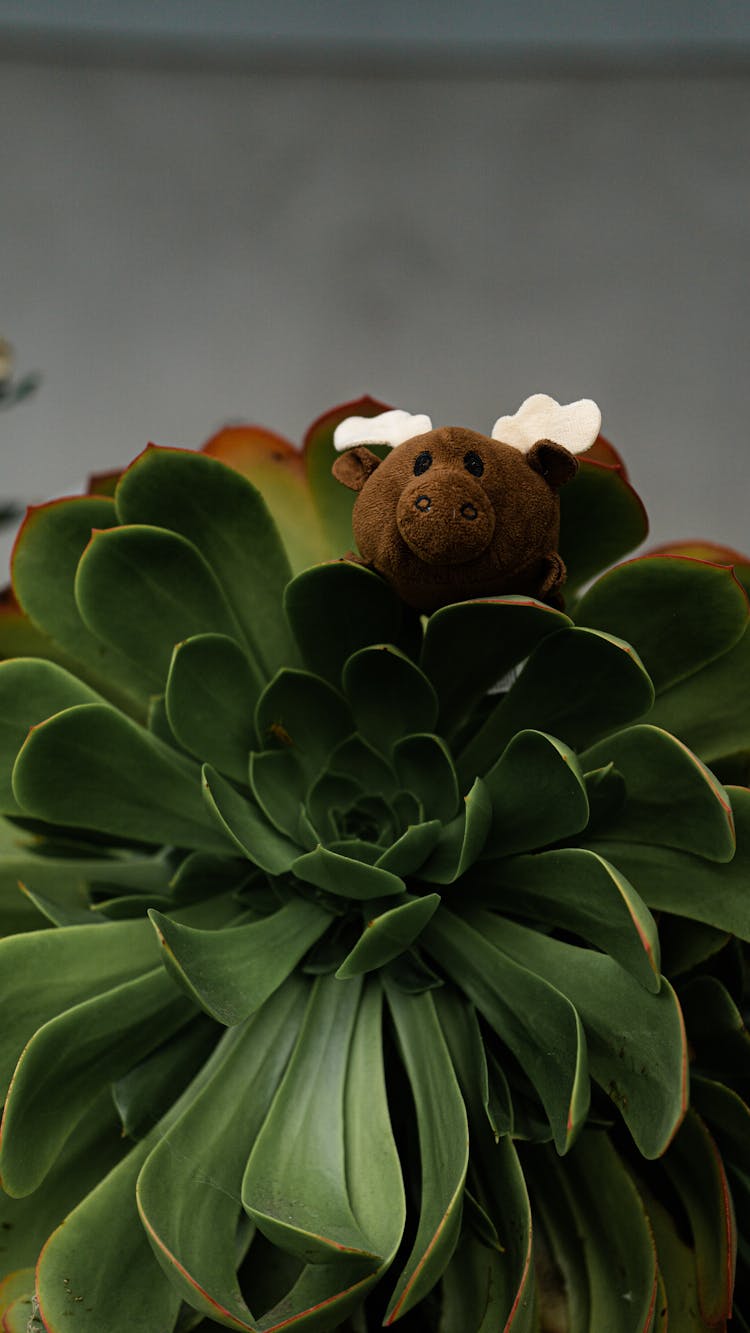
top-left (0, 397), bottom-right (747, 1333)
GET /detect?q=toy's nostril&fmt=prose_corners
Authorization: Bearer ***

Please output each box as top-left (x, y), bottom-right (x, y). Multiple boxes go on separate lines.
top-left (461, 503), bottom-right (478, 521)
top-left (414, 495), bottom-right (431, 513)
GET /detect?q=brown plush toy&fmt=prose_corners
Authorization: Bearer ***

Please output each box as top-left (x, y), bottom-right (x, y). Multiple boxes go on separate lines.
top-left (331, 394), bottom-right (602, 612)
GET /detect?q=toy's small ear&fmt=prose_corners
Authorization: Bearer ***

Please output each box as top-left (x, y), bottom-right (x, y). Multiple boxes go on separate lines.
top-left (332, 446), bottom-right (382, 492)
top-left (526, 439), bottom-right (579, 489)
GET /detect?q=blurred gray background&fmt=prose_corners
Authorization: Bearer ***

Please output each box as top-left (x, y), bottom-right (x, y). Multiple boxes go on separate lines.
top-left (1, 1), bottom-right (749, 578)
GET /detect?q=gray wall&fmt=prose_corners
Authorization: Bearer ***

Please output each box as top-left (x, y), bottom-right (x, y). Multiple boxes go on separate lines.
top-left (1, 58), bottom-right (749, 580)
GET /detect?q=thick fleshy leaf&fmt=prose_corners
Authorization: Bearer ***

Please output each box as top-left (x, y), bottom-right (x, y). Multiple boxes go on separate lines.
top-left (420, 595), bottom-right (570, 736)
top-left (113, 1016), bottom-right (220, 1140)
top-left (679, 975), bottom-right (750, 1080)
top-left (476, 848), bottom-right (660, 991)
top-left (249, 750), bottom-right (312, 843)
top-left (543, 1131), bottom-right (658, 1331)
top-left (35, 1132), bottom-right (183, 1333)
top-left (75, 524), bottom-right (244, 689)
top-left (662, 1111), bottom-right (737, 1325)
top-left (374, 820), bottom-right (442, 876)
top-left (303, 396), bottom-right (390, 558)
top-left (137, 981), bottom-right (307, 1330)
top-left (10, 496), bottom-right (148, 710)
top-left (458, 627), bottom-right (654, 784)
top-left (474, 913), bottom-right (687, 1157)
top-left (149, 899), bottom-right (331, 1025)
top-left (166, 634), bottom-right (262, 783)
top-left (425, 908), bottom-right (589, 1153)
top-left (0, 916), bottom-right (160, 1099)
top-left (691, 1076), bottom-right (750, 1175)
top-left (336, 895), bottom-right (440, 978)
top-left (115, 444), bottom-right (297, 676)
top-left (419, 778), bottom-right (492, 884)
top-left (202, 764), bottom-right (300, 873)
top-left (255, 669), bottom-right (352, 784)
top-left (582, 724), bottom-right (735, 862)
top-left (342, 645), bottom-right (438, 753)
top-left (12, 702), bottom-right (229, 852)
top-left (437, 1225), bottom-right (508, 1333)
top-left (647, 623), bottom-right (750, 764)
top-left (243, 974), bottom-right (377, 1264)
top-left (575, 555), bottom-right (749, 692)
top-left (244, 982), bottom-right (404, 1332)
top-left (0, 658), bottom-right (102, 813)
top-left (328, 735), bottom-right (397, 798)
top-left (640, 1182), bottom-right (717, 1333)
top-left (522, 1149), bottom-right (590, 1332)
top-left (436, 991), bottom-right (534, 1327)
top-left (393, 734), bottom-right (460, 823)
top-left (586, 787), bottom-right (750, 939)
top-left (201, 424), bottom-right (330, 573)
top-left (383, 983), bottom-right (468, 1324)
top-left (558, 457), bottom-right (649, 595)
top-left (0, 1093), bottom-right (124, 1279)
top-left (284, 562), bottom-right (416, 685)
top-left (0, 967), bottom-right (193, 1196)
top-left (292, 846), bottom-right (405, 901)
top-left (481, 729), bottom-right (589, 858)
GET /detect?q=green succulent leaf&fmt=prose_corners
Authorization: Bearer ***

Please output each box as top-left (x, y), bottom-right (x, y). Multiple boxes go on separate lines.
top-left (243, 975), bottom-right (379, 1264)
top-left (641, 1182), bottom-right (718, 1333)
top-left (540, 1131), bottom-right (658, 1331)
top-left (662, 1110), bottom-right (737, 1326)
top-left (342, 645), bottom-right (438, 753)
top-left (336, 894), bottom-right (441, 979)
top-left (292, 846), bottom-right (405, 900)
top-left (436, 991), bottom-right (535, 1325)
top-left (202, 764), bottom-right (300, 873)
top-left (74, 524), bottom-right (244, 689)
top-left (679, 975), bottom-right (750, 1079)
top-left (647, 623), bottom-right (750, 764)
top-left (582, 724), bottom-right (736, 863)
top-left (114, 445), bottom-right (297, 677)
top-left (149, 899), bottom-right (332, 1026)
top-left (35, 1131), bottom-right (183, 1333)
top-left (559, 457), bottom-right (649, 596)
top-left (426, 908), bottom-right (590, 1154)
top-left (0, 658), bottom-right (103, 813)
top-left (419, 778), bottom-right (492, 884)
top-left (0, 917), bottom-right (160, 1100)
top-left (11, 702), bottom-right (229, 852)
top-left (10, 496), bottom-right (149, 711)
top-left (383, 983), bottom-right (468, 1324)
top-left (113, 1016), bottom-right (220, 1141)
top-left (0, 1093), bottom-right (125, 1280)
top-left (0, 967), bottom-right (193, 1197)
top-left (476, 848), bottom-right (660, 991)
top-left (472, 913), bottom-right (687, 1157)
top-left (457, 627), bottom-right (655, 785)
top-left (166, 634), bottom-right (262, 783)
top-left (393, 734), bottom-right (460, 824)
top-left (420, 595), bottom-right (571, 736)
top-left (249, 750), bottom-right (314, 844)
top-left (284, 562), bottom-right (415, 685)
top-left (255, 668), bottom-right (352, 783)
top-left (374, 820), bottom-right (442, 875)
top-left (481, 728), bottom-right (589, 858)
top-left (136, 980), bottom-right (308, 1330)
top-left (575, 555), bottom-right (750, 692)
top-left (586, 786), bottom-right (750, 939)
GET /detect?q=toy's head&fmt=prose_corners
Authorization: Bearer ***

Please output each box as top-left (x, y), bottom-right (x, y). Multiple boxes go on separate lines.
top-left (332, 395), bottom-right (601, 611)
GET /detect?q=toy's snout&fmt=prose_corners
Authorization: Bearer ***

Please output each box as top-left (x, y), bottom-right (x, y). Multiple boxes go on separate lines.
top-left (396, 469), bottom-right (496, 566)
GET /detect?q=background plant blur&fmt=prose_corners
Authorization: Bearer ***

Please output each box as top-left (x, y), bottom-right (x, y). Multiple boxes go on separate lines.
top-left (1, 0), bottom-right (749, 572)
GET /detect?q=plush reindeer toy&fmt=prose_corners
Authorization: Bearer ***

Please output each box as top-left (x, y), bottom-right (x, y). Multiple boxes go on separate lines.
top-left (331, 394), bottom-right (602, 612)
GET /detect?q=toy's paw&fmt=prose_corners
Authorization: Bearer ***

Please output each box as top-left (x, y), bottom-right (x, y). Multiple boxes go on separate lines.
top-left (539, 552), bottom-right (567, 603)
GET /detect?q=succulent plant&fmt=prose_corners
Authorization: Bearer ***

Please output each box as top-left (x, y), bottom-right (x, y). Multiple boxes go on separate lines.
top-left (0, 398), bottom-right (748, 1333)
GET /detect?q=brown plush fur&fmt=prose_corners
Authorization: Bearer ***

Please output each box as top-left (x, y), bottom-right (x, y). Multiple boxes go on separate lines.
top-left (332, 426), bottom-right (578, 612)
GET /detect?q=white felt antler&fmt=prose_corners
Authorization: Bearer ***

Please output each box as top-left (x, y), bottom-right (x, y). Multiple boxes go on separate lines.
top-left (333, 409), bottom-right (433, 452)
top-left (491, 394), bottom-right (601, 455)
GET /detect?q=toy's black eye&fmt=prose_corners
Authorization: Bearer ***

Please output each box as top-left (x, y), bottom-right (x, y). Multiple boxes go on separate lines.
top-left (413, 451), bottom-right (432, 476)
top-left (464, 451), bottom-right (484, 477)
